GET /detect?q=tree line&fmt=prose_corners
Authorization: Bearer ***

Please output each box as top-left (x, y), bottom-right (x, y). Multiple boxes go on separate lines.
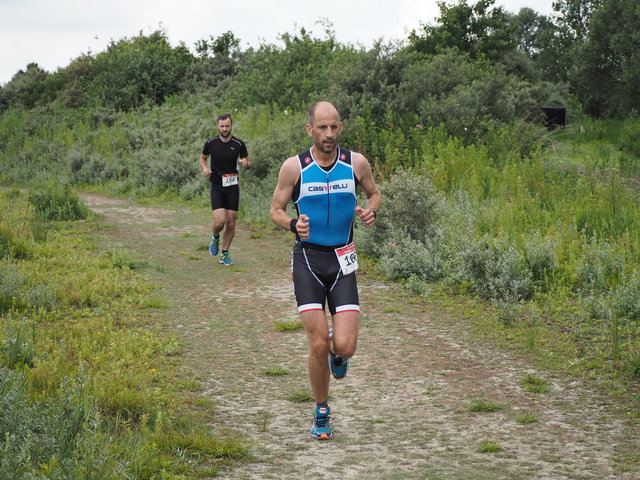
top-left (1, 0), bottom-right (638, 121)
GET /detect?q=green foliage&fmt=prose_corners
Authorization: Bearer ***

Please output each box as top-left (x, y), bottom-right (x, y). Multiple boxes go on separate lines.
top-left (477, 440), bottom-right (503, 453)
top-left (0, 189), bottom-right (247, 478)
top-left (81, 30), bottom-right (194, 110)
top-left (28, 181), bottom-right (89, 221)
top-left (0, 225), bottom-right (31, 260)
top-left (573, 0), bottom-right (640, 117)
top-left (521, 374), bottom-right (551, 393)
top-left (612, 272), bottom-right (640, 321)
top-left (516, 412), bottom-right (539, 424)
top-left (357, 169), bottom-right (445, 258)
top-left (469, 399), bottom-right (505, 412)
top-left (263, 367), bottom-right (289, 376)
top-left (462, 234), bottom-right (533, 301)
top-left (273, 320), bottom-right (303, 332)
top-left (228, 25), bottom-right (341, 109)
top-left (286, 390), bottom-right (314, 403)
top-left (574, 240), bottom-right (624, 294)
top-left (409, 0), bottom-right (516, 62)
top-left (0, 262), bottom-right (56, 313)
top-left (0, 63), bottom-right (63, 111)
top-left (1, 322), bottom-right (36, 368)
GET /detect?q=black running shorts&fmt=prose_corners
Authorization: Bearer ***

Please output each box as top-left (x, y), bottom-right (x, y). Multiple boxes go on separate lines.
top-left (210, 182), bottom-right (239, 211)
top-left (291, 243), bottom-right (360, 315)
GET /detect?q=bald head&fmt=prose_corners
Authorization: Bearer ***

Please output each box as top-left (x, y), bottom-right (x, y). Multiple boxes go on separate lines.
top-left (307, 101), bottom-right (341, 126)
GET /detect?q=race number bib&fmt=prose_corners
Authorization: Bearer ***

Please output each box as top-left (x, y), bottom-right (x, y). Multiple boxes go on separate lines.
top-left (222, 173), bottom-right (238, 187)
top-left (335, 242), bottom-right (358, 275)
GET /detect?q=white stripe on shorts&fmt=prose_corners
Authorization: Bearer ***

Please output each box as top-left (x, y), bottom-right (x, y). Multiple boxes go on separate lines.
top-left (335, 304), bottom-right (360, 313)
top-left (299, 303), bottom-right (324, 313)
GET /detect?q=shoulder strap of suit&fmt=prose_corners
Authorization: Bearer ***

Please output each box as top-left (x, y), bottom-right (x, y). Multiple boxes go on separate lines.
top-left (296, 149), bottom-right (314, 169)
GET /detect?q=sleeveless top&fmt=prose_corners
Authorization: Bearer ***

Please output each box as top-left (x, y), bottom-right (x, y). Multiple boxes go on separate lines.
top-left (292, 147), bottom-right (357, 247)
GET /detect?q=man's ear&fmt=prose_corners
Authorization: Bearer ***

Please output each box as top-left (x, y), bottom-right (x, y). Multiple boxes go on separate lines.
top-left (305, 123), bottom-right (312, 136)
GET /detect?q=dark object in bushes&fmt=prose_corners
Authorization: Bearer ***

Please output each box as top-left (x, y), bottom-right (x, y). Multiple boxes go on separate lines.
top-left (538, 106), bottom-right (567, 129)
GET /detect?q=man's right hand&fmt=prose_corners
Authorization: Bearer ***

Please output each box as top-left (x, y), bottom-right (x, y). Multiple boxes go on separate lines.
top-left (296, 214), bottom-right (310, 239)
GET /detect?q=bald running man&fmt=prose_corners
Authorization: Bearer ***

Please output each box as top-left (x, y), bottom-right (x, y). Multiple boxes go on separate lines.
top-left (270, 101), bottom-right (381, 439)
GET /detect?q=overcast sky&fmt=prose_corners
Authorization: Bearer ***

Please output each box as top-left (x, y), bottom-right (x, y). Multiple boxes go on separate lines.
top-left (0, 0), bottom-right (555, 85)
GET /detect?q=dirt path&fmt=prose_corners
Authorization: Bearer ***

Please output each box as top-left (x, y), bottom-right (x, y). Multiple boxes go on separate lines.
top-left (83, 193), bottom-right (638, 480)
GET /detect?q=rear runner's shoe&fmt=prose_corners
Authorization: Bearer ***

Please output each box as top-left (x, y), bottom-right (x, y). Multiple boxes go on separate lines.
top-left (329, 351), bottom-right (349, 379)
top-left (310, 406), bottom-right (333, 440)
top-left (209, 237), bottom-right (220, 256)
top-left (219, 253), bottom-right (234, 265)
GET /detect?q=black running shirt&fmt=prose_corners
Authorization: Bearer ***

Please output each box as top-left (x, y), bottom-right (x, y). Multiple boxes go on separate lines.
top-left (202, 136), bottom-right (248, 185)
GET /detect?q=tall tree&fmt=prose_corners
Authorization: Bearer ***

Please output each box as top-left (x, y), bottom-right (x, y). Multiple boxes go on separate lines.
top-left (537, 0), bottom-right (602, 83)
top-left (576, 0), bottom-right (640, 117)
top-left (408, 0), bottom-right (516, 62)
top-left (509, 8), bottom-right (555, 60)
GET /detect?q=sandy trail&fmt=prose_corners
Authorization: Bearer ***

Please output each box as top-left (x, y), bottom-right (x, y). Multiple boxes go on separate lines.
top-left (83, 193), bottom-right (638, 480)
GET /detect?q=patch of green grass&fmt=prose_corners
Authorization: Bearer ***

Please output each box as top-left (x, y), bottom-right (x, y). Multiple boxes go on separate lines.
top-left (625, 355), bottom-right (640, 379)
top-left (469, 400), bottom-right (505, 412)
top-left (178, 233), bottom-right (195, 238)
top-left (106, 249), bottom-right (151, 270)
top-left (249, 233), bottom-right (263, 239)
top-left (274, 319), bottom-right (304, 332)
top-left (477, 440), bottom-right (503, 453)
top-left (264, 367), bottom-right (289, 376)
top-left (286, 390), bottom-right (314, 403)
top-left (516, 412), bottom-right (539, 424)
top-left (196, 243), bottom-right (209, 251)
top-left (521, 374), bottom-right (551, 393)
top-left (0, 190), bottom-right (249, 478)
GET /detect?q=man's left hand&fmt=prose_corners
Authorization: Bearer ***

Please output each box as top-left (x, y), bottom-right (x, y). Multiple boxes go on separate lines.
top-left (356, 206), bottom-right (376, 227)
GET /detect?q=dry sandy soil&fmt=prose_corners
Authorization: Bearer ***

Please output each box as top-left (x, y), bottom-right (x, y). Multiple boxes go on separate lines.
top-left (83, 193), bottom-right (638, 480)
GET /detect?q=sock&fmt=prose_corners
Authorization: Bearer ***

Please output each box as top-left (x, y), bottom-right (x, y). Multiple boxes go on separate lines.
top-left (212, 235), bottom-right (219, 240)
top-left (316, 401), bottom-right (328, 409)
top-left (222, 250), bottom-right (229, 255)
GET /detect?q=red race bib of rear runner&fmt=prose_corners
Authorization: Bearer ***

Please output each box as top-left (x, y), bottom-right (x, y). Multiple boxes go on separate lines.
top-left (335, 242), bottom-right (358, 275)
top-left (222, 173), bottom-right (238, 187)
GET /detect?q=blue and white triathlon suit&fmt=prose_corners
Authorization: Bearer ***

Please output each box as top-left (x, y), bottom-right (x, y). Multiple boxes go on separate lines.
top-left (291, 147), bottom-right (360, 315)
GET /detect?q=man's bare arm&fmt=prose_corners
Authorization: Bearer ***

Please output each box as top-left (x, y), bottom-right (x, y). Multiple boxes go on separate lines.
top-left (270, 157), bottom-right (309, 238)
top-left (353, 152), bottom-right (381, 227)
top-left (199, 154), bottom-right (211, 176)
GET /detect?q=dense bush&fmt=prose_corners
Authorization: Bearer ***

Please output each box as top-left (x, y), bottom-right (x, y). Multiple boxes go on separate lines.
top-left (0, 226), bottom-right (31, 260)
top-left (462, 233), bottom-right (534, 301)
top-left (574, 240), bottom-right (624, 295)
top-left (357, 169), bottom-right (445, 257)
top-left (28, 181), bottom-right (89, 221)
top-left (0, 262), bottom-right (56, 312)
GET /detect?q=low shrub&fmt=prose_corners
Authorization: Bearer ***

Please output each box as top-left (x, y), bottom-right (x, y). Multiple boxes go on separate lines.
top-left (462, 234), bottom-right (533, 301)
top-left (574, 240), bottom-right (624, 294)
top-left (28, 181), bottom-right (89, 221)
top-left (0, 262), bottom-right (56, 312)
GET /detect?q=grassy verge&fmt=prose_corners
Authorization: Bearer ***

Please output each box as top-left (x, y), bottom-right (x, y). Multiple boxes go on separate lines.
top-left (0, 188), bottom-right (248, 479)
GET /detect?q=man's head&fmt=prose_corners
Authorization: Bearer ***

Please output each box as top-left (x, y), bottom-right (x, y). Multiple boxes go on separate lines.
top-left (306, 101), bottom-right (343, 154)
top-left (216, 113), bottom-right (233, 139)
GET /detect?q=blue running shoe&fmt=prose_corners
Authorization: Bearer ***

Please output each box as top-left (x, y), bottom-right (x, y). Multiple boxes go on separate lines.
top-left (310, 406), bottom-right (332, 440)
top-left (219, 252), bottom-right (234, 265)
top-left (329, 352), bottom-right (349, 379)
top-left (209, 237), bottom-right (220, 256)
